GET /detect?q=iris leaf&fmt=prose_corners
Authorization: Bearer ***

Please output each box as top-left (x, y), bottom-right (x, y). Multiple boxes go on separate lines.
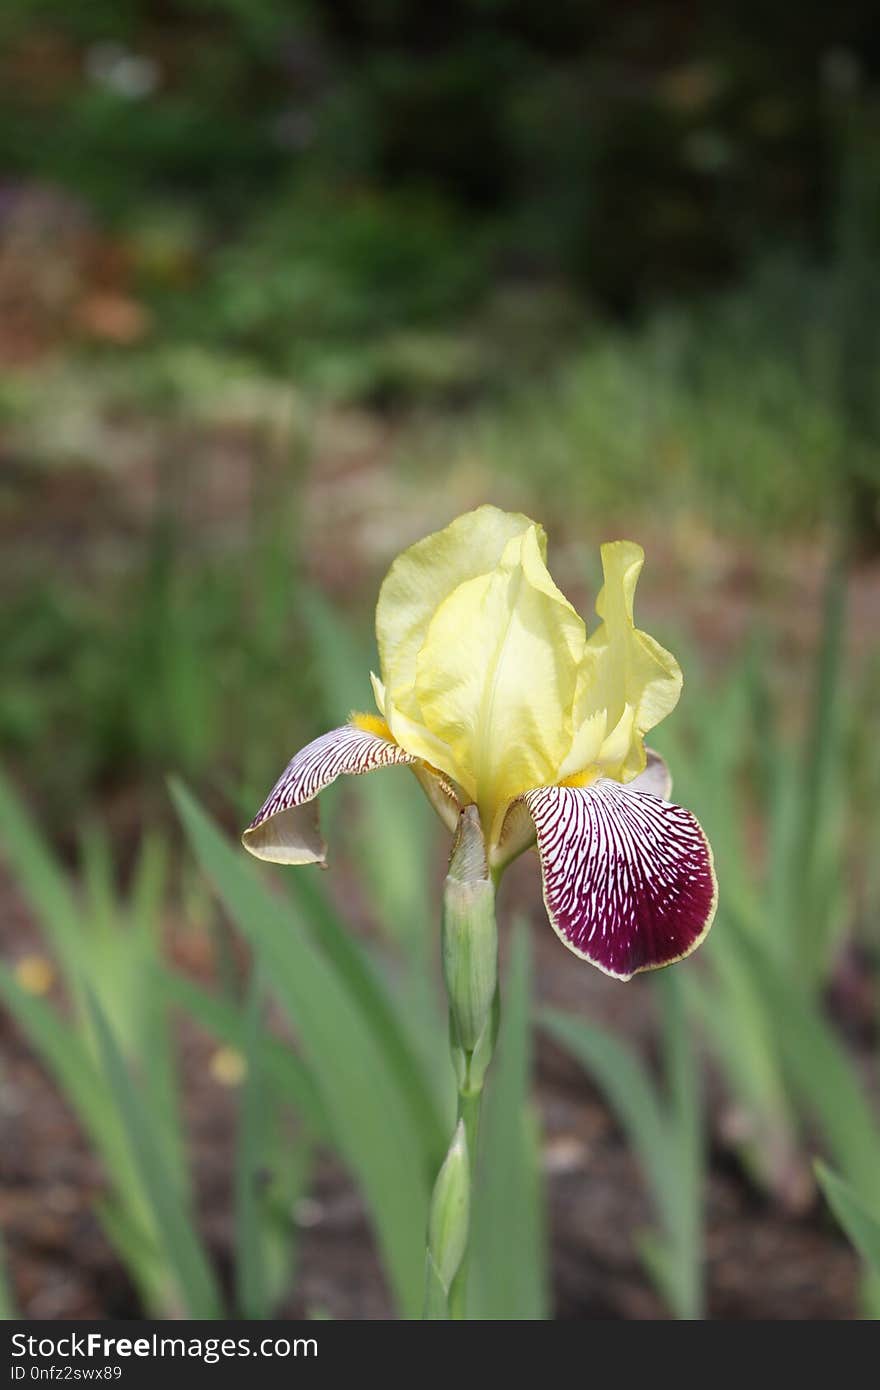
top-left (470, 921), bottom-right (548, 1319)
top-left (816, 1162), bottom-right (880, 1278)
top-left (172, 779), bottom-right (431, 1317)
top-left (542, 971), bottom-right (704, 1319)
top-left (87, 990), bottom-right (223, 1318)
top-left (159, 966), bottom-right (329, 1140)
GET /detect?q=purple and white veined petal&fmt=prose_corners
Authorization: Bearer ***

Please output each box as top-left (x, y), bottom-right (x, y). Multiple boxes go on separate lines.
top-left (242, 724), bottom-right (414, 866)
top-left (524, 780), bottom-right (716, 980)
top-left (490, 749), bottom-right (671, 873)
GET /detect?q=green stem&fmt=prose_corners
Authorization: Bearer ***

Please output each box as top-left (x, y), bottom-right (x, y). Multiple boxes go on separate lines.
top-left (457, 1087), bottom-right (482, 1172)
top-left (423, 805), bottom-right (499, 1321)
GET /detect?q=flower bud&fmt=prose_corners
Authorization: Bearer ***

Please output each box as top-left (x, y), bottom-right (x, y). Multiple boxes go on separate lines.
top-left (442, 805), bottom-right (497, 1066)
top-left (424, 1119), bottom-right (470, 1317)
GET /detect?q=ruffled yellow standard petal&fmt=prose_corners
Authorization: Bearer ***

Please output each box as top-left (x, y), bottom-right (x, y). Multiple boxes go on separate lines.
top-left (559, 540), bottom-right (682, 785)
top-left (412, 525), bottom-right (586, 845)
top-left (376, 504), bottom-right (536, 706)
top-left (373, 504), bottom-right (547, 806)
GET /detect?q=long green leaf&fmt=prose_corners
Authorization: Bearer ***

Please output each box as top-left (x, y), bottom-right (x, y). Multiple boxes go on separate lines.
top-left (235, 978), bottom-right (271, 1318)
top-left (543, 986), bottom-right (704, 1320)
top-left (816, 1163), bottom-right (880, 1275)
top-left (542, 1009), bottom-right (668, 1169)
top-left (0, 967), bottom-right (173, 1312)
top-left (129, 832), bottom-right (169, 945)
top-left (172, 780), bottom-right (431, 1317)
top-left (732, 918), bottom-right (880, 1208)
top-left (93, 1197), bottom-right (169, 1316)
top-left (681, 940), bottom-right (803, 1202)
top-left (159, 967), bottom-right (329, 1139)
top-left (87, 991), bottom-right (223, 1318)
top-left (651, 970), bottom-right (703, 1320)
top-left (289, 871), bottom-right (447, 1169)
top-left (470, 923), bottom-right (547, 1319)
top-left (136, 958), bottom-right (187, 1201)
top-left (234, 976), bottom-right (312, 1317)
top-left (0, 770), bottom-right (83, 990)
top-left (0, 967), bottom-right (134, 1196)
top-left (667, 669), bottom-right (811, 1201)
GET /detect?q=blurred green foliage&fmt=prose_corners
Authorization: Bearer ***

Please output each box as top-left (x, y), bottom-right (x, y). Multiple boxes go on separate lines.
top-left (2, 0), bottom-right (880, 1322)
top-left (545, 972), bottom-right (705, 1319)
top-left (2, 0), bottom-right (880, 534)
top-left (817, 1165), bottom-right (880, 1291)
top-left (4, 0), bottom-right (880, 347)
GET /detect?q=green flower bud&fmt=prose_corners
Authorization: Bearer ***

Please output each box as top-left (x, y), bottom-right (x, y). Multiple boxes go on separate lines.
top-left (425, 1119), bottom-right (470, 1316)
top-left (442, 806), bottom-right (498, 1063)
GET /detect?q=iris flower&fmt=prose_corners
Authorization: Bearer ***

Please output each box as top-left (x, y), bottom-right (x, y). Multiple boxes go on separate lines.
top-left (243, 506), bottom-right (716, 980)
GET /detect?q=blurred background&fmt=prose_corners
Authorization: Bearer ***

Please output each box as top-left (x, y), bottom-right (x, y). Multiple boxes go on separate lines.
top-left (1, 0), bottom-right (880, 1321)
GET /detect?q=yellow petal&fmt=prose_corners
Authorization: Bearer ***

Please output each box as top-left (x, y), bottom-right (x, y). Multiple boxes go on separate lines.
top-left (564, 541), bottom-right (681, 783)
top-left (413, 525), bottom-right (585, 840)
top-left (369, 675), bottom-right (455, 783)
top-left (556, 651), bottom-right (606, 779)
top-left (593, 540), bottom-right (682, 729)
top-left (384, 690), bottom-right (461, 777)
top-left (369, 670), bottom-right (387, 716)
top-left (376, 505), bottom-right (537, 712)
top-left (372, 669), bottom-right (460, 781)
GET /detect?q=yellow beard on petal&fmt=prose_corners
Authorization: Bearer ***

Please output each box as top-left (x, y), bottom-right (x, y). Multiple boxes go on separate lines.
top-left (350, 711), bottom-right (395, 741)
top-left (560, 766), bottom-right (601, 789)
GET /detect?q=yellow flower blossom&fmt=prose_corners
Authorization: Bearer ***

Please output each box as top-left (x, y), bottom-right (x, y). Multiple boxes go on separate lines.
top-left (243, 506), bottom-right (716, 980)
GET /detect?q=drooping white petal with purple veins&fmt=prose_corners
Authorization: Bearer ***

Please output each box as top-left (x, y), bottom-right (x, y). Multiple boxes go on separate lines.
top-left (242, 724), bottom-right (414, 866)
top-left (524, 780), bottom-right (716, 980)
